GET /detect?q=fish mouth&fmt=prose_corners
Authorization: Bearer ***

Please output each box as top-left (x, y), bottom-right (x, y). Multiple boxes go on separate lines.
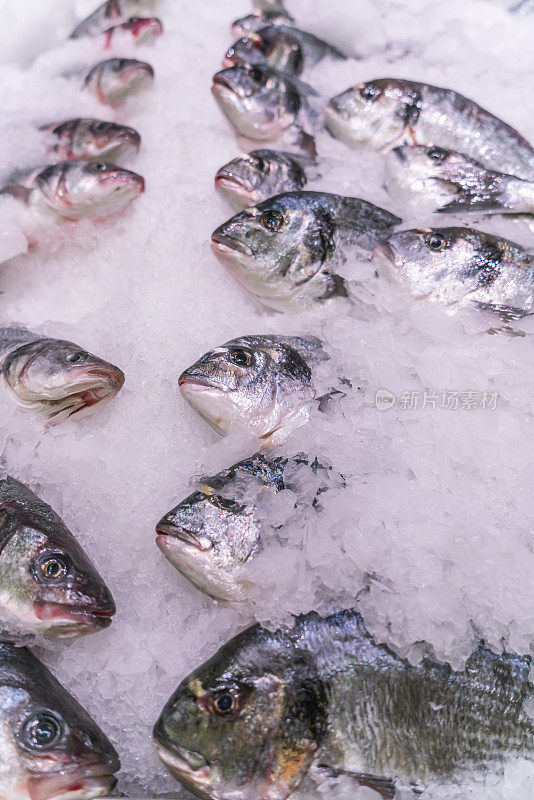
top-left (153, 739), bottom-right (212, 796)
top-left (325, 97), bottom-right (347, 122)
top-left (373, 242), bottom-right (397, 265)
top-left (28, 761), bottom-right (119, 800)
top-left (156, 525), bottom-right (212, 552)
top-left (178, 373), bottom-right (229, 394)
top-left (39, 367), bottom-right (125, 424)
top-left (211, 231), bottom-right (252, 257)
top-left (215, 172), bottom-right (253, 194)
top-left (212, 73), bottom-right (237, 96)
top-left (34, 602), bottom-right (115, 637)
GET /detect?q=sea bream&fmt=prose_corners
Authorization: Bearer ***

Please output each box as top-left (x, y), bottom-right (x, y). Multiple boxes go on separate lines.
top-left (41, 119), bottom-right (141, 163)
top-left (156, 453), bottom-right (342, 602)
top-left (211, 65), bottom-right (318, 157)
top-left (153, 609), bottom-right (534, 800)
top-left (385, 144), bottom-right (534, 215)
top-left (0, 160), bottom-right (144, 221)
top-left (0, 475), bottom-right (115, 640)
top-left (326, 78), bottom-right (534, 181)
top-left (70, 0), bottom-right (158, 38)
top-left (100, 16), bottom-right (163, 49)
top-left (211, 191), bottom-right (401, 311)
top-left (83, 58), bottom-right (154, 106)
top-left (231, 9), bottom-right (295, 37)
top-left (0, 327), bottom-right (125, 424)
top-left (178, 335), bottom-right (327, 446)
top-left (0, 643), bottom-right (120, 800)
top-left (375, 226), bottom-right (534, 318)
top-left (215, 149), bottom-right (309, 210)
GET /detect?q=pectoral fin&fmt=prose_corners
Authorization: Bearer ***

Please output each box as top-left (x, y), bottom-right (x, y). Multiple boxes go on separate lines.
top-left (313, 764), bottom-right (396, 798)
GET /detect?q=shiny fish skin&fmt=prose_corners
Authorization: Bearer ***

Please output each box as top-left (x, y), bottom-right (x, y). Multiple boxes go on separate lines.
top-left (385, 144), bottom-right (534, 214)
top-left (70, 0), bottom-right (157, 38)
top-left (178, 335), bottom-right (327, 445)
top-left (153, 609), bottom-right (533, 800)
top-left (0, 475), bottom-right (115, 640)
top-left (0, 327), bottom-right (125, 424)
top-left (326, 78), bottom-right (534, 181)
top-left (231, 10), bottom-right (295, 37)
top-left (0, 643), bottom-right (120, 800)
top-left (83, 58), bottom-right (154, 107)
top-left (41, 119), bottom-right (141, 162)
top-left (211, 191), bottom-right (401, 311)
top-left (375, 226), bottom-right (534, 318)
top-left (215, 149), bottom-right (308, 210)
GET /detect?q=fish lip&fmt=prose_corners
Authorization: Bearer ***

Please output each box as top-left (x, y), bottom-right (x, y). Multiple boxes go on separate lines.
top-left (373, 242), bottom-right (397, 264)
top-left (215, 172), bottom-right (253, 193)
top-left (153, 739), bottom-right (209, 778)
top-left (33, 601), bottom-right (115, 633)
top-left (211, 231), bottom-right (252, 256)
top-left (212, 73), bottom-right (236, 94)
top-left (178, 373), bottom-right (229, 393)
top-left (28, 761), bottom-right (119, 800)
top-left (156, 526), bottom-right (212, 552)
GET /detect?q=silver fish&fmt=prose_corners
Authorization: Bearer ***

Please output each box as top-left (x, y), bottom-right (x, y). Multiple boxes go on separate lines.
top-left (375, 226), bottom-right (534, 318)
top-left (386, 144), bottom-right (534, 214)
top-left (153, 609), bottom-right (533, 800)
top-left (0, 643), bottom-right (120, 800)
top-left (70, 0), bottom-right (157, 38)
top-left (178, 335), bottom-right (327, 446)
top-left (211, 191), bottom-right (401, 311)
top-left (215, 149), bottom-right (309, 210)
top-left (83, 58), bottom-right (154, 107)
top-left (231, 10), bottom-right (295, 37)
top-left (0, 327), bottom-right (125, 424)
top-left (40, 119), bottom-right (141, 162)
top-left (211, 64), bottom-right (317, 157)
top-left (1, 160), bottom-right (144, 221)
top-left (100, 16), bottom-right (163, 48)
top-left (326, 78), bottom-right (534, 180)
top-left (0, 475), bottom-right (115, 640)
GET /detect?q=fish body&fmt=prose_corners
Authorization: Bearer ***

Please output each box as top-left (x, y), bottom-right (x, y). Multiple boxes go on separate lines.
top-left (41, 119), bottom-right (141, 162)
top-left (84, 58), bottom-right (154, 106)
top-left (386, 144), bottom-right (534, 214)
top-left (153, 609), bottom-right (534, 799)
top-left (211, 191), bottom-right (401, 310)
top-left (211, 65), bottom-right (317, 156)
top-left (231, 10), bottom-right (295, 37)
top-left (375, 226), bottom-right (534, 318)
top-left (215, 149), bottom-right (308, 210)
top-left (70, 0), bottom-right (157, 38)
top-left (0, 643), bottom-right (119, 799)
top-left (178, 335), bottom-right (326, 445)
top-left (0, 327), bottom-right (125, 424)
top-left (1, 160), bottom-right (144, 221)
top-left (0, 475), bottom-right (115, 641)
top-left (101, 16), bottom-right (163, 48)
top-left (326, 79), bottom-right (534, 181)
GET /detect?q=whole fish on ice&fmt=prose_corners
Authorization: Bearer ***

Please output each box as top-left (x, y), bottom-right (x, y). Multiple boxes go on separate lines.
top-left (0, 643), bottom-right (120, 799)
top-left (70, 0), bottom-right (158, 38)
top-left (0, 327), bottom-right (125, 424)
top-left (215, 149), bottom-right (309, 210)
top-left (0, 475), bottom-right (115, 640)
top-left (326, 78), bottom-right (534, 180)
top-left (84, 58), bottom-right (154, 106)
top-left (178, 335), bottom-right (327, 446)
top-left (41, 119), bottom-right (141, 162)
top-left (375, 226), bottom-right (534, 318)
top-left (154, 608), bottom-right (534, 800)
top-left (211, 191), bottom-right (401, 310)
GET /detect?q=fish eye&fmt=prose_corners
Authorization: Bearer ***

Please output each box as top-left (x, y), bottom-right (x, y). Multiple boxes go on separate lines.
top-left (35, 553), bottom-right (70, 582)
top-left (212, 692), bottom-right (236, 716)
top-left (93, 163), bottom-right (108, 171)
top-left (427, 233), bottom-right (447, 251)
top-left (66, 351), bottom-right (85, 363)
top-left (427, 147), bottom-right (448, 163)
top-left (228, 348), bottom-right (253, 367)
top-left (360, 83), bottom-right (382, 103)
top-left (260, 208), bottom-right (284, 232)
top-left (23, 714), bottom-right (62, 749)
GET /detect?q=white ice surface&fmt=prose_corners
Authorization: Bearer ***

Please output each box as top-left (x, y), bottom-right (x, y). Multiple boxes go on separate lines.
top-left (0, 0), bottom-right (533, 797)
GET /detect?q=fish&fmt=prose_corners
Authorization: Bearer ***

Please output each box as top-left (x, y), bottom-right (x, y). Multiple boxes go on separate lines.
top-left (0, 327), bottom-right (125, 424)
top-left (0, 643), bottom-right (120, 799)
top-left (83, 58), bottom-right (154, 107)
top-left (385, 144), bottom-right (534, 215)
top-left (153, 608), bottom-right (534, 800)
top-left (231, 9), bottom-right (295, 37)
top-left (325, 78), bottom-right (534, 181)
top-left (40, 119), bottom-right (141, 163)
top-left (1, 160), bottom-right (144, 221)
top-left (178, 335), bottom-right (327, 446)
top-left (101, 16), bottom-right (163, 48)
top-left (211, 191), bottom-right (401, 311)
top-left (215, 149), bottom-right (309, 210)
top-left (156, 453), bottom-right (341, 602)
top-left (211, 64), bottom-right (318, 157)
top-left (375, 226), bottom-right (534, 319)
top-left (70, 0), bottom-right (157, 38)
top-left (0, 474), bottom-right (116, 640)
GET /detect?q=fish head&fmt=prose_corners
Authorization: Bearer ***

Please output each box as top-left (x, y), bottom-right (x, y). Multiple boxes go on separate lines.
top-left (215, 150), bottom-right (303, 210)
top-left (178, 335), bottom-right (320, 439)
top-left (120, 16), bottom-right (163, 43)
top-left (224, 31), bottom-right (268, 68)
top-left (224, 28), bottom-right (303, 75)
top-left (85, 58), bottom-right (154, 106)
top-left (48, 119), bottom-right (141, 161)
top-left (0, 645), bottom-right (119, 800)
top-left (386, 145), bottom-right (475, 192)
top-left (35, 161), bottom-right (144, 219)
top-left (153, 624), bottom-right (325, 800)
top-left (0, 498), bottom-right (115, 639)
top-left (2, 338), bottom-right (125, 424)
top-left (231, 11), bottom-right (294, 37)
top-left (326, 78), bottom-right (416, 150)
top-left (211, 65), bottom-right (299, 140)
top-left (211, 193), bottom-right (335, 304)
